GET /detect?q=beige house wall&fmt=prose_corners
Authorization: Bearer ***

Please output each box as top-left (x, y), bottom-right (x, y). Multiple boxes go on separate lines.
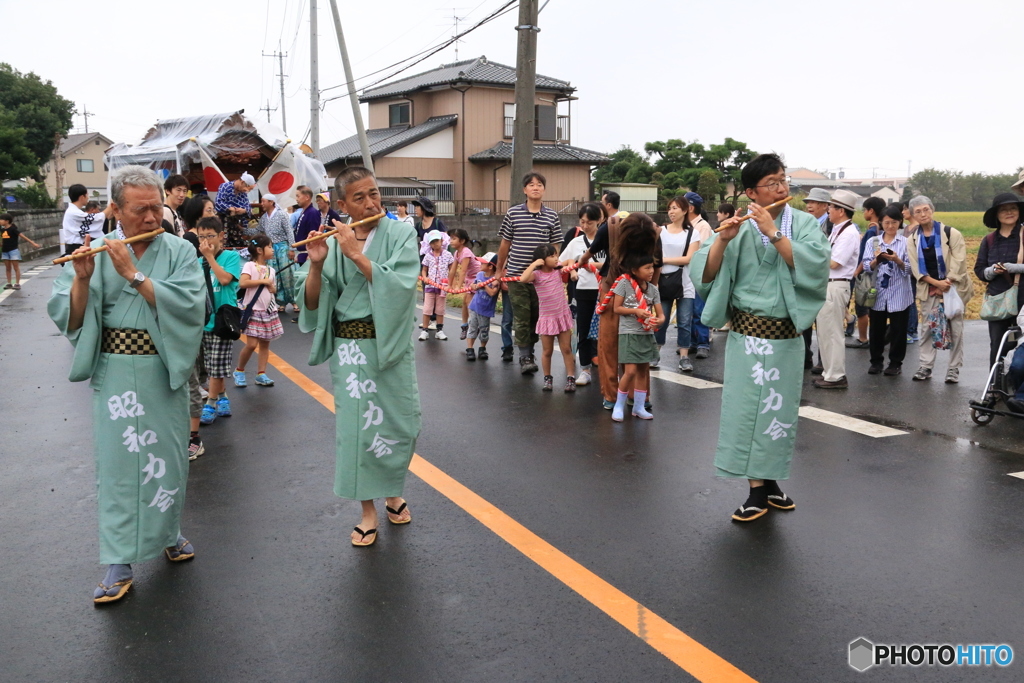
top-left (43, 136), bottom-right (111, 202)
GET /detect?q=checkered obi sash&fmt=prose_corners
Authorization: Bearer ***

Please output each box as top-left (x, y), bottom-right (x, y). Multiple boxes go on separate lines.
top-left (101, 328), bottom-right (159, 355)
top-left (334, 318), bottom-right (376, 339)
top-left (730, 309), bottom-right (800, 340)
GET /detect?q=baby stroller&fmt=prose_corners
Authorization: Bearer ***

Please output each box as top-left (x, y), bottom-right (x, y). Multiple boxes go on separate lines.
top-left (969, 326), bottom-right (1024, 425)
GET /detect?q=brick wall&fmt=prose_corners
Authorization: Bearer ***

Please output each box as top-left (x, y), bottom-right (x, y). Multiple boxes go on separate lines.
top-left (7, 210), bottom-right (63, 261)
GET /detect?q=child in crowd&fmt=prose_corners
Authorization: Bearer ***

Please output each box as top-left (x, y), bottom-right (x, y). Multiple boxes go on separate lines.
top-left (448, 228), bottom-right (480, 339)
top-left (197, 216), bottom-right (241, 425)
top-left (0, 214), bottom-right (40, 290)
top-left (234, 234), bottom-right (283, 387)
top-left (465, 252), bottom-right (500, 361)
top-left (716, 203), bottom-right (736, 223)
top-left (520, 244), bottom-right (577, 392)
top-left (84, 201), bottom-right (102, 213)
top-left (611, 254), bottom-right (664, 421)
top-left (419, 229), bottom-right (455, 341)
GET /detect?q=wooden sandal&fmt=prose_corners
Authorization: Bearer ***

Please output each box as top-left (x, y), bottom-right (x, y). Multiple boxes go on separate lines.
top-left (164, 537), bottom-right (195, 562)
top-left (385, 501), bottom-right (411, 525)
top-left (352, 526), bottom-right (377, 547)
top-left (93, 579), bottom-right (132, 604)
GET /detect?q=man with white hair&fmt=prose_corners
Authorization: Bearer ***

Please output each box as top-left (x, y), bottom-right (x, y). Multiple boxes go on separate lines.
top-left (258, 192), bottom-right (297, 308)
top-left (48, 165), bottom-right (206, 603)
top-left (905, 196), bottom-right (973, 383)
top-left (215, 172), bottom-right (256, 248)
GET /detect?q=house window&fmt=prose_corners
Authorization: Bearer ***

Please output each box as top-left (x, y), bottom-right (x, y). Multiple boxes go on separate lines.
top-left (503, 104), bottom-right (515, 138)
top-left (389, 102), bottom-right (411, 127)
top-left (77, 159), bottom-right (94, 173)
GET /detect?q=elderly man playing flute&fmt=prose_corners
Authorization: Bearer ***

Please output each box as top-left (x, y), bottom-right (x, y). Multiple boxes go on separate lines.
top-left (297, 166), bottom-right (421, 548)
top-left (690, 154), bottom-right (829, 523)
top-left (48, 165), bottom-right (206, 603)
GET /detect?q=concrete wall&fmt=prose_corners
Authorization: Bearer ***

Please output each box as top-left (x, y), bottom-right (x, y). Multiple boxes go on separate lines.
top-left (8, 210), bottom-right (64, 261)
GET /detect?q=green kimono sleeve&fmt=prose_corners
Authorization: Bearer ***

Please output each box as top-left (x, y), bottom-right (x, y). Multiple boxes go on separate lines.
top-left (295, 242), bottom-right (343, 367)
top-left (48, 243), bottom-right (105, 383)
top-left (780, 211), bottom-right (830, 332)
top-left (367, 221), bottom-right (420, 371)
top-left (690, 232), bottom-right (737, 330)
top-left (145, 250), bottom-right (206, 390)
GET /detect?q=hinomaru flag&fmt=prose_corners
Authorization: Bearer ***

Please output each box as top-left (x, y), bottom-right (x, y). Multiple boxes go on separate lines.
top-left (197, 145), bottom-right (228, 193)
top-left (258, 144), bottom-right (303, 208)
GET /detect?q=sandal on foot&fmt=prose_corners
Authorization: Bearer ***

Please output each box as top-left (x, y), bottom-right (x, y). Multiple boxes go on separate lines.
top-left (386, 501), bottom-right (412, 525)
top-left (93, 579), bottom-right (132, 604)
top-left (164, 537), bottom-right (195, 562)
top-left (352, 526), bottom-right (377, 547)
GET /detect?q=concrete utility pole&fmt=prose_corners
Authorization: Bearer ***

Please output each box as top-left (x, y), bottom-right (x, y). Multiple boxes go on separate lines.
top-left (310, 0), bottom-right (320, 154)
top-left (260, 99), bottom-right (277, 123)
top-left (81, 105), bottom-right (94, 134)
top-left (510, 0), bottom-right (539, 207)
top-left (263, 42), bottom-right (289, 133)
top-left (327, 0), bottom-right (374, 172)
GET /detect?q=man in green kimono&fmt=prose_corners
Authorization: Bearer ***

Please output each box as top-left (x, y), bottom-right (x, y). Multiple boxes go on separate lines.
top-left (691, 154), bottom-right (829, 522)
top-left (49, 165), bottom-right (205, 602)
top-left (297, 167), bottom-right (421, 547)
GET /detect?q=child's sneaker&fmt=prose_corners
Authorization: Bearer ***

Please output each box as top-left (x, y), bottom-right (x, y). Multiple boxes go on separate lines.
top-left (436, 330), bottom-right (448, 341)
top-left (199, 404), bottom-right (217, 425)
top-left (542, 375), bottom-right (553, 391)
top-left (418, 329), bottom-right (429, 341)
top-left (2, 283), bottom-right (11, 290)
top-left (478, 348), bottom-right (489, 361)
top-left (233, 370), bottom-right (247, 387)
top-left (215, 396), bottom-right (232, 417)
top-left (255, 373), bottom-right (274, 386)
top-left (460, 324), bottom-right (468, 340)
top-left (565, 376), bottom-right (576, 393)
top-left (466, 348), bottom-right (476, 362)
top-left (576, 369), bottom-right (591, 385)
top-left (188, 436), bottom-right (205, 461)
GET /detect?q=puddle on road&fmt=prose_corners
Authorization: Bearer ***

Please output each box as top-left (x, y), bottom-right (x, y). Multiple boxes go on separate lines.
top-left (848, 412), bottom-right (1024, 459)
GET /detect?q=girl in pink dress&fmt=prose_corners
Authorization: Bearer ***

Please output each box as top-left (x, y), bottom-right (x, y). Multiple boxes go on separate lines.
top-left (520, 244), bottom-right (577, 392)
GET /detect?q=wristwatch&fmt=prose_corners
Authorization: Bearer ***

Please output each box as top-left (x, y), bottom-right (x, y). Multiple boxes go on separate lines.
top-left (129, 272), bottom-right (146, 289)
top-left (769, 231), bottom-right (785, 244)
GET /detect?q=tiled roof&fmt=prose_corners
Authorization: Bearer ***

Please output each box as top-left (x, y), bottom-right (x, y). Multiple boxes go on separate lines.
top-left (318, 115), bottom-right (458, 165)
top-left (468, 141), bottom-right (609, 164)
top-left (361, 56), bottom-right (573, 101)
top-left (58, 132), bottom-right (113, 156)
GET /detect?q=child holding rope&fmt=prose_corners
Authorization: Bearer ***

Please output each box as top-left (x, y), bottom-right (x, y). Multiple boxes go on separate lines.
top-left (520, 244), bottom-right (577, 392)
top-left (419, 229), bottom-right (455, 341)
top-left (465, 252), bottom-right (500, 361)
top-left (610, 254), bottom-right (664, 421)
top-left (234, 234), bottom-right (283, 387)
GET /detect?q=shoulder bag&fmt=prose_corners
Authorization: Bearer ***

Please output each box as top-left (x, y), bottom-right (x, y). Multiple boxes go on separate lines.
top-left (981, 229), bottom-right (1023, 321)
top-left (657, 226), bottom-right (692, 302)
top-left (204, 261), bottom-right (243, 340)
top-left (853, 236), bottom-right (878, 308)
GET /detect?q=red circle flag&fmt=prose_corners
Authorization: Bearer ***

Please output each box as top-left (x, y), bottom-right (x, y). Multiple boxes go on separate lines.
top-left (203, 168), bottom-right (225, 191)
top-left (268, 171), bottom-right (295, 195)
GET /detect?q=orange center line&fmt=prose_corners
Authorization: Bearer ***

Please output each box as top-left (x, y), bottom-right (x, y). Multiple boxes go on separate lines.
top-left (266, 348), bottom-right (758, 683)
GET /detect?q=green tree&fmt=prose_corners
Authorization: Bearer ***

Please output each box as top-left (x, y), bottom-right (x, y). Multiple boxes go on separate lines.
top-left (0, 107), bottom-right (37, 183)
top-left (702, 138), bottom-right (757, 201)
top-left (696, 169), bottom-right (721, 206)
top-left (0, 63), bottom-right (75, 178)
top-left (592, 146), bottom-right (653, 186)
top-left (11, 182), bottom-right (55, 209)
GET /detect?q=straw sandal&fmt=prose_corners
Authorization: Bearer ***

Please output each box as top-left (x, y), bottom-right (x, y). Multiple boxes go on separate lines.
top-left (386, 500), bottom-right (411, 525)
top-left (352, 526), bottom-right (377, 547)
top-left (93, 579), bottom-right (132, 604)
top-left (164, 537), bottom-right (195, 562)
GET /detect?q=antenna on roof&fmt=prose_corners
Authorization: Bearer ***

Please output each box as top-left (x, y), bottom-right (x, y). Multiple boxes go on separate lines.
top-left (450, 7), bottom-right (467, 60)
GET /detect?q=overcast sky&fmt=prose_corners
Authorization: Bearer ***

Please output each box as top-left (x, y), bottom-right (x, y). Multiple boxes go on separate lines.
top-left (1, 0), bottom-right (1019, 178)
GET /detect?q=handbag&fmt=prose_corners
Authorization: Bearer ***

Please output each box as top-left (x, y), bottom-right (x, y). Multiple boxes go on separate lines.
top-left (657, 226), bottom-right (692, 302)
top-left (854, 270), bottom-right (877, 308)
top-left (981, 231), bottom-right (1023, 321)
top-left (204, 261), bottom-right (242, 340)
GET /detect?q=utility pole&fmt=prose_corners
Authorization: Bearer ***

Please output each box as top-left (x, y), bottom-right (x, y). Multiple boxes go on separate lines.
top-left (510, 0), bottom-right (539, 207)
top-left (260, 99), bottom-right (277, 123)
top-left (328, 0), bottom-right (373, 172)
top-left (309, 0), bottom-right (320, 154)
top-left (81, 105), bottom-right (94, 134)
top-left (262, 42), bottom-right (289, 132)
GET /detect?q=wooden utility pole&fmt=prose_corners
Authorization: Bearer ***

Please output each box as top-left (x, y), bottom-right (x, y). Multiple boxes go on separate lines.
top-left (309, 0), bottom-right (320, 153)
top-left (510, 0), bottom-right (539, 207)
top-left (327, 0), bottom-right (373, 171)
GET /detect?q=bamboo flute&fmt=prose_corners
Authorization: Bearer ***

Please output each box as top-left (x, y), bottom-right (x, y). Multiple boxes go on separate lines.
top-left (291, 212), bottom-right (387, 248)
top-left (713, 196), bottom-right (793, 233)
top-left (52, 228), bottom-right (166, 264)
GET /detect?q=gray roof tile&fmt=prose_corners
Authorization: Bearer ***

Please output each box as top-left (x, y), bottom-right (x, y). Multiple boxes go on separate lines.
top-left (318, 115), bottom-right (458, 165)
top-left (361, 56), bottom-right (573, 101)
top-left (468, 141), bottom-right (609, 164)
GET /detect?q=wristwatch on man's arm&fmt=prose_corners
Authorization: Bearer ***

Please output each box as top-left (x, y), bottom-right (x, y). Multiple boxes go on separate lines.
top-left (129, 272), bottom-right (147, 289)
top-left (769, 230), bottom-right (785, 244)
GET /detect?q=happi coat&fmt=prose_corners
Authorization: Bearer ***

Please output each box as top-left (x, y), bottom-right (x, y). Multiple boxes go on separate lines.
top-left (48, 233), bottom-right (205, 563)
top-left (690, 207), bottom-right (829, 480)
top-left (296, 217), bottom-right (422, 500)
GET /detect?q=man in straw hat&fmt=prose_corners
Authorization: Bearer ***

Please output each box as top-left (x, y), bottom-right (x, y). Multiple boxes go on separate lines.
top-left (811, 188), bottom-right (862, 389)
top-left (48, 165), bottom-right (206, 603)
top-left (297, 166), bottom-right (421, 547)
top-left (691, 153), bottom-right (829, 522)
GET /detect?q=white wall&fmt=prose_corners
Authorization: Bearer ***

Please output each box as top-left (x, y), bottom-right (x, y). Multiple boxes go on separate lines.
top-left (387, 128), bottom-right (453, 159)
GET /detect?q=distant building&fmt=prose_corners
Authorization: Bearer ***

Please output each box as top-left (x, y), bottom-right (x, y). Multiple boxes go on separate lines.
top-left (319, 56), bottom-right (609, 215)
top-left (597, 182), bottom-right (660, 213)
top-left (42, 132), bottom-right (115, 204)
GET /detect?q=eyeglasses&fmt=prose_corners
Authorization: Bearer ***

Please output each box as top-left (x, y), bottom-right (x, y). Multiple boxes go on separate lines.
top-left (754, 179), bottom-right (788, 191)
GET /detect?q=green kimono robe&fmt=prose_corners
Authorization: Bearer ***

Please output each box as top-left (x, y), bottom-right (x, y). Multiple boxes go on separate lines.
top-left (296, 217), bottom-right (422, 500)
top-left (690, 209), bottom-right (829, 480)
top-left (48, 233), bottom-right (205, 563)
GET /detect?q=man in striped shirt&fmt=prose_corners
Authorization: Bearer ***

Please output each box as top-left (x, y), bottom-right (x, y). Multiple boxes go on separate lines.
top-left (497, 172), bottom-right (562, 374)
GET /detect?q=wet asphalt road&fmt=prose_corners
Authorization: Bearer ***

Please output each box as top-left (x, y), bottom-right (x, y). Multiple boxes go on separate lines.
top-left (2, 258), bottom-right (1023, 682)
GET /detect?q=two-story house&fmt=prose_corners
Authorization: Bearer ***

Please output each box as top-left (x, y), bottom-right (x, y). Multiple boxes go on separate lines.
top-left (318, 56), bottom-right (608, 215)
top-left (42, 132), bottom-right (115, 204)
